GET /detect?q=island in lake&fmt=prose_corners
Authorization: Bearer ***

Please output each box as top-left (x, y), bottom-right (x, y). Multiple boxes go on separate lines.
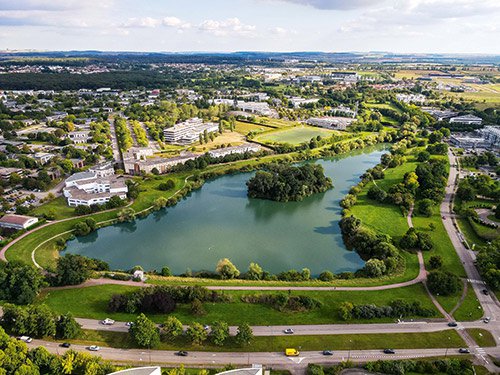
top-left (246, 163), bottom-right (333, 202)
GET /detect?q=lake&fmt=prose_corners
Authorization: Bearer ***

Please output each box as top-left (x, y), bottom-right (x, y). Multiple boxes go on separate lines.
top-left (65, 144), bottom-right (388, 275)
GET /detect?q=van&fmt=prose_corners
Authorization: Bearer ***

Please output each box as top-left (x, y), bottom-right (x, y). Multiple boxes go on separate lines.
top-left (285, 348), bottom-right (299, 356)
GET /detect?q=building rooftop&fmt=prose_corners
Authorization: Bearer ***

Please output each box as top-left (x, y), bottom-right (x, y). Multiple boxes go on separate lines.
top-left (0, 214), bottom-right (37, 226)
top-left (65, 171), bottom-right (96, 183)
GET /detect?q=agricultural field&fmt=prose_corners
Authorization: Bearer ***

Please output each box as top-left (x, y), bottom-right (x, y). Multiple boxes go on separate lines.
top-left (255, 125), bottom-right (339, 145)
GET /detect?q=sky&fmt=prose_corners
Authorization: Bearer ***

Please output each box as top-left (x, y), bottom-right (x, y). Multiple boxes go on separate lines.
top-left (0, 0), bottom-right (499, 54)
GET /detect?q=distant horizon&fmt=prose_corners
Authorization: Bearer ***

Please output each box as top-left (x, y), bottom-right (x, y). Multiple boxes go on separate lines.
top-left (1, 49), bottom-right (500, 57)
top-left (1, 0), bottom-right (499, 54)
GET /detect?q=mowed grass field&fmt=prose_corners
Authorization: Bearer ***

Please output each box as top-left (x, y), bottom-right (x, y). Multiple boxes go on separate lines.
top-left (255, 126), bottom-right (339, 145)
top-left (37, 283), bottom-right (440, 325)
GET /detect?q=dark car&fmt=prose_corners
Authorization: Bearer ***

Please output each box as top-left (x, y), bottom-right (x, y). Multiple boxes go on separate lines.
top-left (383, 349), bottom-right (395, 354)
top-left (59, 343), bottom-right (71, 348)
top-left (322, 350), bottom-right (333, 356)
top-left (459, 348), bottom-right (470, 354)
top-left (482, 289), bottom-right (489, 295)
top-left (448, 322), bottom-right (458, 327)
top-left (176, 351), bottom-right (188, 357)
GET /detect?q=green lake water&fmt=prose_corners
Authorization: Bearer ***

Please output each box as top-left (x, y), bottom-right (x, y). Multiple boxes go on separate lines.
top-left (65, 144), bottom-right (388, 275)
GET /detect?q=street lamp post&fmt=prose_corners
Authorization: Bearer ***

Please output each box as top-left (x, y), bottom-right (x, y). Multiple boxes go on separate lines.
top-left (348, 339), bottom-right (352, 361)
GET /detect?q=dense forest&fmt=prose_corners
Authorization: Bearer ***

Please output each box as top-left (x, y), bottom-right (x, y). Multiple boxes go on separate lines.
top-left (247, 163), bottom-right (333, 202)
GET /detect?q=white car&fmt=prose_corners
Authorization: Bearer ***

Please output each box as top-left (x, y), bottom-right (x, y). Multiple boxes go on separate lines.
top-left (88, 345), bottom-right (100, 351)
top-left (101, 318), bottom-right (115, 325)
top-left (18, 336), bottom-right (32, 343)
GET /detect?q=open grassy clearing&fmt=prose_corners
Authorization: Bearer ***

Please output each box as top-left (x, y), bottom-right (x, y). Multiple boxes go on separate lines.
top-left (452, 283), bottom-right (483, 321)
top-left (255, 126), bottom-right (339, 145)
top-left (234, 121), bottom-right (274, 135)
top-left (456, 216), bottom-right (487, 248)
top-left (466, 329), bottom-right (496, 347)
top-left (412, 205), bottom-right (466, 277)
top-left (62, 329), bottom-right (465, 352)
top-left (192, 131), bottom-right (245, 153)
top-left (30, 197), bottom-right (76, 220)
top-left (37, 283), bottom-right (440, 325)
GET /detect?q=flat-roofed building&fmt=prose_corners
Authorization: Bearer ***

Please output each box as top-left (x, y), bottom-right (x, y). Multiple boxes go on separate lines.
top-left (123, 154), bottom-right (198, 175)
top-left (63, 170), bottom-right (127, 207)
top-left (482, 126), bottom-right (500, 149)
top-left (208, 144), bottom-right (261, 158)
top-left (0, 214), bottom-right (38, 230)
top-left (449, 114), bottom-right (483, 125)
top-left (68, 131), bottom-right (91, 144)
top-left (163, 118), bottom-right (218, 145)
top-left (306, 116), bottom-right (355, 130)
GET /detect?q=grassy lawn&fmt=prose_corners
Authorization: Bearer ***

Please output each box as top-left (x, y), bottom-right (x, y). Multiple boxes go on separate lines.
top-left (456, 216), bottom-right (487, 248)
top-left (30, 197), bottom-right (76, 220)
top-left (413, 208), bottom-right (466, 277)
top-left (255, 126), bottom-right (339, 145)
top-left (452, 283), bottom-right (483, 321)
top-left (468, 219), bottom-right (499, 242)
top-left (466, 329), bottom-right (496, 347)
top-left (37, 283), bottom-right (441, 325)
top-left (234, 121), bottom-right (273, 135)
top-left (64, 329), bottom-right (465, 352)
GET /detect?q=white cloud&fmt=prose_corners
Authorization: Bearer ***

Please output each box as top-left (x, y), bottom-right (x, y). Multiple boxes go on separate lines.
top-left (269, 26), bottom-right (288, 35)
top-left (122, 17), bottom-right (161, 28)
top-left (198, 17), bottom-right (256, 37)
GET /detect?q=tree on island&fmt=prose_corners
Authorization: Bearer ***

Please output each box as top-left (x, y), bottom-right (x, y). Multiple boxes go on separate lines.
top-left (246, 163), bottom-right (333, 202)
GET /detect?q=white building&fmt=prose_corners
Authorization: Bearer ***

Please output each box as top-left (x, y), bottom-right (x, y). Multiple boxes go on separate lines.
top-left (396, 93), bottom-right (426, 104)
top-left (236, 101), bottom-right (276, 117)
top-left (482, 126), bottom-right (500, 149)
top-left (288, 97), bottom-right (320, 108)
top-left (208, 144), bottom-right (261, 158)
top-left (0, 214), bottom-right (38, 230)
top-left (330, 72), bottom-right (360, 83)
top-left (33, 152), bottom-right (54, 165)
top-left (449, 114), bottom-right (483, 125)
top-left (306, 116), bottom-right (355, 130)
top-left (163, 118), bottom-right (219, 144)
top-left (68, 131), bottom-right (91, 144)
top-left (63, 170), bottom-right (128, 207)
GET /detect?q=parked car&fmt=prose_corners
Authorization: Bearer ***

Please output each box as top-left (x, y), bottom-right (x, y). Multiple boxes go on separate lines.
top-left (383, 349), bottom-right (395, 354)
top-left (447, 322), bottom-right (458, 327)
top-left (322, 350), bottom-right (333, 356)
top-left (459, 348), bottom-right (470, 354)
top-left (88, 346), bottom-right (100, 351)
top-left (101, 318), bottom-right (115, 325)
top-left (60, 343), bottom-right (71, 348)
top-left (125, 322), bottom-right (134, 327)
top-left (17, 336), bottom-right (32, 343)
top-left (283, 328), bottom-right (294, 334)
top-left (176, 351), bottom-right (188, 356)
top-left (482, 289), bottom-right (489, 295)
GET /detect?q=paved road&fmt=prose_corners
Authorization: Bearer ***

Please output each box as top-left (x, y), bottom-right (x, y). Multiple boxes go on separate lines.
top-left (78, 318), bottom-right (496, 337)
top-left (28, 339), bottom-right (500, 369)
